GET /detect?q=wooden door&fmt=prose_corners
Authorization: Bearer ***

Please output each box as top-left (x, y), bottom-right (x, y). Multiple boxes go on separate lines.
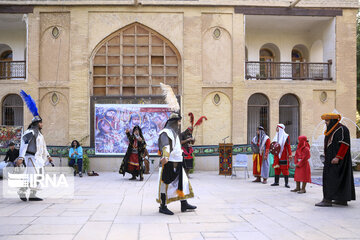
top-left (292, 50), bottom-right (306, 79)
top-left (0, 50), bottom-right (12, 79)
top-left (259, 49), bottom-right (275, 79)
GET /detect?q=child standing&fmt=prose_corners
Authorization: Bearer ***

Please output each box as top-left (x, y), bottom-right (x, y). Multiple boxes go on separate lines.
top-left (291, 136), bottom-right (311, 193)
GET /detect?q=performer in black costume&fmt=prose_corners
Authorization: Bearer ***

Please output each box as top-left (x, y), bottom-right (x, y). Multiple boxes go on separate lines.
top-left (119, 125), bottom-right (146, 181)
top-left (315, 113), bottom-right (356, 207)
top-left (157, 83), bottom-right (196, 215)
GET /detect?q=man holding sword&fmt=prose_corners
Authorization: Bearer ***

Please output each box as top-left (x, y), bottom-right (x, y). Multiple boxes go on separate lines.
top-left (157, 112), bottom-right (197, 215)
top-left (156, 83), bottom-right (197, 215)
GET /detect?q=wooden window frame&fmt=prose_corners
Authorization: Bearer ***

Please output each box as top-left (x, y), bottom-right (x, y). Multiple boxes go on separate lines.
top-left (91, 23), bottom-right (181, 97)
top-left (2, 94), bottom-right (24, 126)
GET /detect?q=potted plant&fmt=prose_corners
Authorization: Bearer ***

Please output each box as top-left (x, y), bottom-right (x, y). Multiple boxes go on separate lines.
top-left (83, 154), bottom-right (90, 173)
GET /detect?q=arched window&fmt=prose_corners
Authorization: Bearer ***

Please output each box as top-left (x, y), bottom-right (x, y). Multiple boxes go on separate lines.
top-left (279, 94), bottom-right (299, 144)
top-left (1, 50), bottom-right (12, 60)
top-left (2, 94), bottom-right (23, 126)
top-left (259, 48), bottom-right (275, 79)
top-left (258, 43), bottom-right (280, 79)
top-left (247, 93), bottom-right (269, 143)
top-left (260, 49), bottom-right (274, 61)
top-left (291, 49), bottom-right (302, 62)
top-left (91, 23), bottom-right (180, 97)
top-left (292, 45), bottom-right (309, 79)
top-left (0, 49), bottom-right (13, 79)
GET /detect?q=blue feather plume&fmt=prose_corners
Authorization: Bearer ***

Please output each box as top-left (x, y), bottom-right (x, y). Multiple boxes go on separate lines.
top-left (20, 90), bottom-right (39, 117)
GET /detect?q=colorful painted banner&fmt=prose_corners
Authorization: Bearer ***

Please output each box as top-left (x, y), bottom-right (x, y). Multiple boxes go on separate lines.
top-left (95, 104), bottom-right (171, 155)
top-left (0, 125), bottom-right (22, 148)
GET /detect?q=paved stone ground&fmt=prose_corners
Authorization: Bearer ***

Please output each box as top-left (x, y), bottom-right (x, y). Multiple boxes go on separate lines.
top-left (0, 170), bottom-right (360, 240)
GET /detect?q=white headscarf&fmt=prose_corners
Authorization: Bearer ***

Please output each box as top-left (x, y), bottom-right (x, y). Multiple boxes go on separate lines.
top-left (272, 124), bottom-right (289, 158)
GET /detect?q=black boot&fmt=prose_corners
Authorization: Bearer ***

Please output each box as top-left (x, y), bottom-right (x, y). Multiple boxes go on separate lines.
top-left (139, 172), bottom-right (144, 181)
top-left (271, 175), bottom-right (279, 186)
top-left (181, 200), bottom-right (197, 212)
top-left (129, 174), bottom-right (136, 180)
top-left (284, 175), bottom-right (290, 188)
top-left (29, 191), bottom-right (43, 201)
top-left (315, 199), bottom-right (332, 207)
top-left (332, 200), bottom-right (348, 206)
top-left (159, 193), bottom-right (174, 215)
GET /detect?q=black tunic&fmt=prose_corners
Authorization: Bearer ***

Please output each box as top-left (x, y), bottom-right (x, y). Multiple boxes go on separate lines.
top-left (4, 149), bottom-right (19, 163)
top-left (323, 124), bottom-right (356, 201)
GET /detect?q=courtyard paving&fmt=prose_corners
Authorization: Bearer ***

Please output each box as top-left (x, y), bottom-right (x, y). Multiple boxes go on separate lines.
top-left (0, 170), bottom-right (360, 240)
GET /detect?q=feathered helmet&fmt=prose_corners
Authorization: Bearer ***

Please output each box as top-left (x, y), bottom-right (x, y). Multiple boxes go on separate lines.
top-left (20, 90), bottom-right (42, 124)
top-left (168, 112), bottom-right (182, 121)
top-left (187, 112), bottom-right (207, 132)
top-left (160, 83), bottom-right (181, 121)
top-left (159, 83), bottom-right (208, 127)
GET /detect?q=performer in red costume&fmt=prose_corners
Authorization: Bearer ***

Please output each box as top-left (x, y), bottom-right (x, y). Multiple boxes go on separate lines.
top-left (271, 124), bottom-right (292, 188)
top-left (291, 135), bottom-right (311, 193)
top-left (180, 113), bottom-right (207, 176)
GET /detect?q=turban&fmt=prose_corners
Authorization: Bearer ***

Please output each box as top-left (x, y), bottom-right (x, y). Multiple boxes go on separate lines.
top-left (321, 113), bottom-right (341, 120)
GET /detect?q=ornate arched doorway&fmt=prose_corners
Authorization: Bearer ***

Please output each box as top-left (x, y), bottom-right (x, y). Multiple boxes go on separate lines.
top-left (90, 23), bottom-right (181, 145)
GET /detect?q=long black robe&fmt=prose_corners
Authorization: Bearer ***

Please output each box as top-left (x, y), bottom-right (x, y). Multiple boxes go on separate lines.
top-left (323, 124), bottom-right (355, 201)
top-left (119, 131), bottom-right (146, 176)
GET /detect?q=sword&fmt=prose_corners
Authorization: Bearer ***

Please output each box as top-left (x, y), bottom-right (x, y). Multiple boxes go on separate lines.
top-left (28, 157), bottom-right (39, 175)
top-left (138, 159), bottom-right (160, 193)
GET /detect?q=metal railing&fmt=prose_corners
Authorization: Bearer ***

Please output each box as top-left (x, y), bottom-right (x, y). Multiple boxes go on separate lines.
top-left (0, 61), bottom-right (26, 80)
top-left (245, 60), bottom-right (332, 80)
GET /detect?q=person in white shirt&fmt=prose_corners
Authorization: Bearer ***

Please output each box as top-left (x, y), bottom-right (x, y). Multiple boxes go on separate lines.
top-left (17, 116), bottom-right (53, 201)
top-left (17, 90), bottom-right (53, 201)
top-left (157, 112), bottom-right (196, 215)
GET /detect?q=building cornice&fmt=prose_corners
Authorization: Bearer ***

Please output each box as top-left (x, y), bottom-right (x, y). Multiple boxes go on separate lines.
top-left (235, 6), bottom-right (343, 16)
top-left (0, 1), bottom-right (358, 9)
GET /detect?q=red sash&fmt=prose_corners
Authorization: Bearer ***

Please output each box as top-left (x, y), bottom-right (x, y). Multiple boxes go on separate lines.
top-left (182, 146), bottom-right (194, 159)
